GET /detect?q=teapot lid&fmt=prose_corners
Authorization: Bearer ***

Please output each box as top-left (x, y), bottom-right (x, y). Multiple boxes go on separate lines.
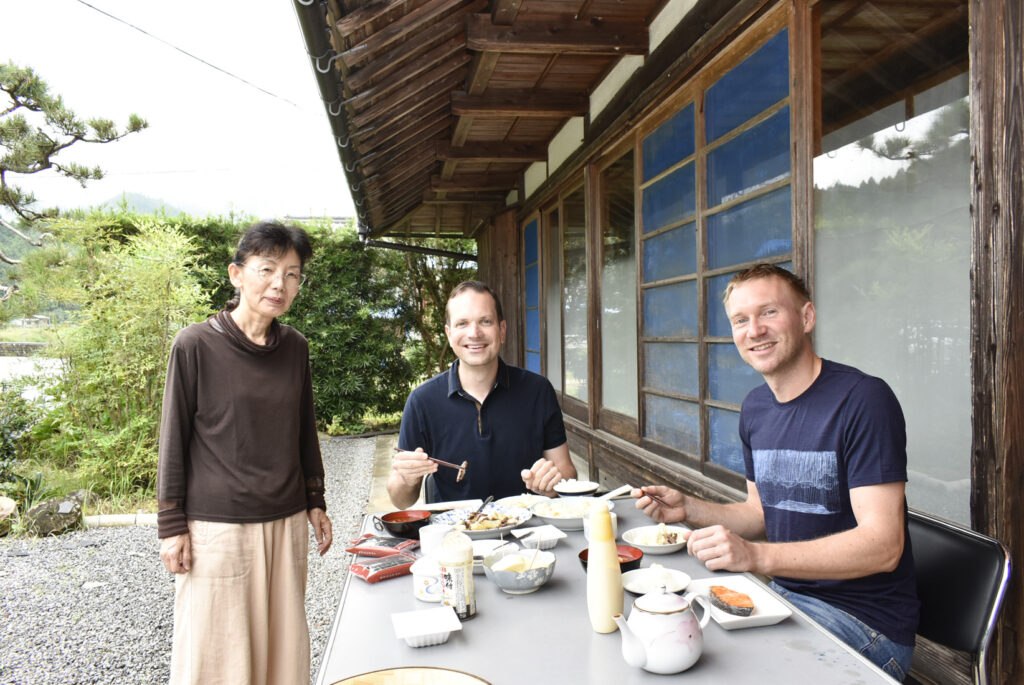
top-left (634, 586), bottom-right (691, 613)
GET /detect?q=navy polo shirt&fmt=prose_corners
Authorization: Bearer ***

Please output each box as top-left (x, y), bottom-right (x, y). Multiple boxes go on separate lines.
top-left (398, 358), bottom-right (568, 502)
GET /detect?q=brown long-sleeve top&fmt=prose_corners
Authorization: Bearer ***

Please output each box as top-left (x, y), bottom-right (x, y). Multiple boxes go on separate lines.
top-left (157, 310), bottom-right (326, 539)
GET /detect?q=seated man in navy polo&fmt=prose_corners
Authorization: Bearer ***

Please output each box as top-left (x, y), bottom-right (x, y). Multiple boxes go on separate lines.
top-left (388, 280), bottom-right (575, 508)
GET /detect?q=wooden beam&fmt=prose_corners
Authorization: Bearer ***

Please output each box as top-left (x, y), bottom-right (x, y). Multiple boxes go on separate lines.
top-left (345, 18), bottom-right (465, 91)
top-left (436, 141), bottom-right (546, 163)
top-left (339, 0), bottom-right (468, 68)
top-left (969, 2), bottom-right (1024, 685)
top-left (421, 189), bottom-right (507, 203)
top-left (431, 173), bottom-right (520, 192)
top-left (466, 14), bottom-right (647, 55)
top-left (335, 0), bottom-right (401, 38)
top-left (491, 0), bottom-right (522, 25)
top-left (451, 89), bottom-right (589, 117)
top-left (345, 36), bottom-right (467, 110)
top-left (351, 60), bottom-right (468, 128)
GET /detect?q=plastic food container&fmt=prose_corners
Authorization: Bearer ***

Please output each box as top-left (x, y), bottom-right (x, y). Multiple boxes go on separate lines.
top-left (391, 606), bottom-right (463, 647)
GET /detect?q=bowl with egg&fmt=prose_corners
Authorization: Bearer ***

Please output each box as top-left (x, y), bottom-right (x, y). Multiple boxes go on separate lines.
top-left (482, 547), bottom-right (557, 594)
top-left (622, 523), bottom-right (690, 555)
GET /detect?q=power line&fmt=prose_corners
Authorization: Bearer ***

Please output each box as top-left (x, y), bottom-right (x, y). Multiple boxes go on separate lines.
top-left (73, 0), bottom-right (303, 109)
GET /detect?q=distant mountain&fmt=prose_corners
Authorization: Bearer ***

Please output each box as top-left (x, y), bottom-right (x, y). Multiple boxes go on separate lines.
top-left (98, 192), bottom-right (183, 216)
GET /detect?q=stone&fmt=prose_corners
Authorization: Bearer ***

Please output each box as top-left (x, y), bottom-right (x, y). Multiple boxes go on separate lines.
top-left (0, 496), bottom-right (16, 536)
top-left (67, 489), bottom-right (101, 509)
top-left (25, 497), bottom-right (82, 537)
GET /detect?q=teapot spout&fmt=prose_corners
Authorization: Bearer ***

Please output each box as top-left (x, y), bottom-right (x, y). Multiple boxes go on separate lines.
top-left (613, 614), bottom-right (647, 669)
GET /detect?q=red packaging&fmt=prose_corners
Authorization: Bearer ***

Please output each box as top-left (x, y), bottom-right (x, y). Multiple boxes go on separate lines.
top-left (349, 553), bottom-right (418, 583)
top-left (346, 533), bottom-right (419, 557)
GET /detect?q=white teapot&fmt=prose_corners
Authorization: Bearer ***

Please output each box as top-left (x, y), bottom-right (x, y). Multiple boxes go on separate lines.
top-left (612, 586), bottom-right (711, 674)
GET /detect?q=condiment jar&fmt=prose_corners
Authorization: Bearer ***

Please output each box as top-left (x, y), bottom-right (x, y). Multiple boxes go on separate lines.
top-left (410, 556), bottom-right (442, 602)
top-left (586, 500), bottom-right (623, 633)
top-left (437, 530), bottom-right (476, 620)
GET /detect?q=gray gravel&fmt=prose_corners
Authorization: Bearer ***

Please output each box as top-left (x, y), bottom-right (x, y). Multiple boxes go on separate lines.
top-left (0, 435), bottom-right (376, 685)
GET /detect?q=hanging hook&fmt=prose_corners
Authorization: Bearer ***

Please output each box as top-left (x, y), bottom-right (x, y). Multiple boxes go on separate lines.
top-left (329, 98), bottom-right (344, 117)
top-left (316, 51), bottom-right (343, 74)
top-left (894, 121), bottom-right (906, 132)
top-left (296, 0), bottom-right (316, 6)
top-left (336, 134), bottom-right (351, 148)
top-left (345, 159), bottom-right (359, 173)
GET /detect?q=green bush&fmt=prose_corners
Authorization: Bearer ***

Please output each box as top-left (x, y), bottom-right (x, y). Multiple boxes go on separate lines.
top-left (282, 220), bottom-right (415, 430)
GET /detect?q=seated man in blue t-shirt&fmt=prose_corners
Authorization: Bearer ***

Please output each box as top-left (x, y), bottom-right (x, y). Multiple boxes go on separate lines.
top-left (388, 280), bottom-right (576, 509)
top-left (632, 264), bottom-right (919, 682)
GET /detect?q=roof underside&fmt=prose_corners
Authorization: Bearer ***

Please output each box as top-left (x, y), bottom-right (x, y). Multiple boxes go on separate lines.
top-left (296, 0), bottom-right (967, 240)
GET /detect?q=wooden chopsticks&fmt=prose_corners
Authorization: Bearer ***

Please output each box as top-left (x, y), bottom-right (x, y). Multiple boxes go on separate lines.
top-left (394, 447), bottom-right (468, 482)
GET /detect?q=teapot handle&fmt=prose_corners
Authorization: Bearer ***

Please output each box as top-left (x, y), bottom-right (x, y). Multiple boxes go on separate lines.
top-left (687, 593), bottom-right (713, 629)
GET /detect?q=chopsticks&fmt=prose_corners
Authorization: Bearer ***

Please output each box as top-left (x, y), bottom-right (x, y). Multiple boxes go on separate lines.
top-left (394, 447), bottom-right (468, 482)
top-left (642, 488), bottom-right (672, 508)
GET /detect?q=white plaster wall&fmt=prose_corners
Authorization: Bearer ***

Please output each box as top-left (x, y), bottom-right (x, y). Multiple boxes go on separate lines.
top-left (650, 0), bottom-right (699, 52)
top-left (548, 117), bottom-right (585, 174)
top-left (523, 161), bottom-right (548, 199)
top-left (590, 55), bottom-right (645, 120)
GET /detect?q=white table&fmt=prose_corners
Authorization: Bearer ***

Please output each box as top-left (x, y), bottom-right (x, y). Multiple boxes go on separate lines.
top-left (317, 504), bottom-right (896, 684)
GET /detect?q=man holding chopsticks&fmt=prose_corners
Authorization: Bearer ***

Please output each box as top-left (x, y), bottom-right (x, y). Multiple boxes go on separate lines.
top-left (387, 280), bottom-right (576, 509)
top-left (631, 264), bottom-right (918, 681)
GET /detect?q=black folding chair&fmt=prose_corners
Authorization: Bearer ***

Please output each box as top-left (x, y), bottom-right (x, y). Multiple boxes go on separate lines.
top-left (422, 472), bottom-right (437, 504)
top-left (908, 509), bottom-right (1011, 685)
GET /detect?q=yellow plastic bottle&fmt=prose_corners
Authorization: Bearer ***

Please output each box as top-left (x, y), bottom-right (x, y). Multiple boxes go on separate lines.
top-left (586, 500), bottom-right (623, 633)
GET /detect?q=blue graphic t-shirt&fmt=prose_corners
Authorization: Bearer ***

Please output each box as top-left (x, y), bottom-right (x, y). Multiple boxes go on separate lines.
top-left (740, 359), bottom-right (919, 645)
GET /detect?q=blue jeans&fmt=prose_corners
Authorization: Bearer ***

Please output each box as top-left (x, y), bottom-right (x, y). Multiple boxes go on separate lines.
top-left (770, 581), bottom-right (914, 682)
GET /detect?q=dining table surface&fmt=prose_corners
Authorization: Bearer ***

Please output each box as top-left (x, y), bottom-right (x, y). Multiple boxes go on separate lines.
top-left (316, 497), bottom-right (897, 685)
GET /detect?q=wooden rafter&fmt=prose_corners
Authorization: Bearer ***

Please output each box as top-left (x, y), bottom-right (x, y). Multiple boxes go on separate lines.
top-left (430, 173), bottom-right (520, 192)
top-left (466, 14), bottom-right (647, 55)
top-left (451, 89), bottom-right (589, 117)
top-left (351, 61), bottom-right (469, 128)
top-left (491, 0), bottom-right (523, 25)
top-left (435, 141), bottom-right (546, 162)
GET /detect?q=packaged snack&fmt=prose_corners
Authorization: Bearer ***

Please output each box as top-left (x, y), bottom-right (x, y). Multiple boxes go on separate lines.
top-left (346, 533), bottom-right (419, 557)
top-left (349, 553), bottom-right (418, 583)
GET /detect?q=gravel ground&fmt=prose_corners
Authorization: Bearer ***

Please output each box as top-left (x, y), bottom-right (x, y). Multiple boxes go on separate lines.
top-left (0, 435), bottom-right (376, 685)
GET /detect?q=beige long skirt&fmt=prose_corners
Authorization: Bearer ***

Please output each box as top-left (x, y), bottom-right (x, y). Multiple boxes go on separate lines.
top-left (170, 510), bottom-right (310, 685)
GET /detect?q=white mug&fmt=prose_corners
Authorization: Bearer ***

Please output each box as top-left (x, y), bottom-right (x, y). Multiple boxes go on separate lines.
top-left (418, 523), bottom-right (453, 557)
top-left (583, 511), bottom-right (618, 541)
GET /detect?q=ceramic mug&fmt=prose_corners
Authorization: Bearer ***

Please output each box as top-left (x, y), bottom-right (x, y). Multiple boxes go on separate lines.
top-left (418, 523), bottom-right (454, 557)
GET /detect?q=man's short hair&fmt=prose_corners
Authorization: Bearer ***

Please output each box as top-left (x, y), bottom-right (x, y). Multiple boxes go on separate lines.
top-left (723, 263), bottom-right (811, 307)
top-left (446, 280), bottom-right (505, 324)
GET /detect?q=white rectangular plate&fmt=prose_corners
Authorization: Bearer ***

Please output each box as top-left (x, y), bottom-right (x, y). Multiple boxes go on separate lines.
top-left (685, 575), bottom-right (793, 629)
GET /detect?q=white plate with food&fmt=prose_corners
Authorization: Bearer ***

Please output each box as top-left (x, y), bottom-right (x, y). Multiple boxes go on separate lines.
top-left (495, 493), bottom-right (550, 510)
top-left (431, 503), bottom-right (532, 539)
top-left (622, 523), bottom-right (690, 554)
top-left (530, 497), bottom-right (615, 531)
top-left (552, 478), bottom-right (599, 497)
top-left (622, 564), bottom-right (692, 595)
top-left (685, 575), bottom-right (793, 629)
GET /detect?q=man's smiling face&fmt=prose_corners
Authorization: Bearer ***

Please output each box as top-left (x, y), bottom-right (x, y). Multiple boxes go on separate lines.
top-left (445, 289), bottom-right (507, 371)
top-left (726, 275), bottom-right (815, 380)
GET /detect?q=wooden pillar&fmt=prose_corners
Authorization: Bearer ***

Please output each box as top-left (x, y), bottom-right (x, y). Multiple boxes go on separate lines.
top-left (476, 208), bottom-right (523, 368)
top-left (969, 0), bottom-right (1024, 682)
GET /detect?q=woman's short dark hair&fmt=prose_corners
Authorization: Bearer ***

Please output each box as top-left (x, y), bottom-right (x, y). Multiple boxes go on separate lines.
top-left (225, 221), bottom-right (313, 310)
top-left (232, 221), bottom-right (313, 268)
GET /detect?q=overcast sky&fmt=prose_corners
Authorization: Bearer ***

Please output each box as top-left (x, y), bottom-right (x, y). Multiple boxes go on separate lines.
top-left (1, 0), bottom-right (355, 220)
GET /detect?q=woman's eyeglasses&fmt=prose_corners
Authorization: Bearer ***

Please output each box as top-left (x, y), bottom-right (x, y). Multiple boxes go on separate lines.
top-left (245, 264), bottom-right (307, 288)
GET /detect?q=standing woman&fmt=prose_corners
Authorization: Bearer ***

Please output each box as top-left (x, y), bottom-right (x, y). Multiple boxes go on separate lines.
top-left (157, 221), bottom-right (332, 684)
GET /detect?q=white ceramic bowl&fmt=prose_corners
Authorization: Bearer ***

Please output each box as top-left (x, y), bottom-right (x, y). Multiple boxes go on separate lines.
top-left (530, 497), bottom-right (615, 531)
top-left (622, 525), bottom-right (690, 555)
top-left (553, 479), bottom-right (599, 497)
top-left (482, 547), bottom-right (557, 594)
top-left (622, 566), bottom-right (692, 595)
top-left (472, 539), bottom-right (518, 574)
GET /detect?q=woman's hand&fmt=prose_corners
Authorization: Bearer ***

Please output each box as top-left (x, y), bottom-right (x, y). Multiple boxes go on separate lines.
top-left (160, 533), bottom-right (192, 574)
top-left (308, 508), bottom-right (333, 556)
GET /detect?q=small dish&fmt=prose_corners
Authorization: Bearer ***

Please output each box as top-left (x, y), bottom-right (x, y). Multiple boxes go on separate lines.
top-left (578, 544), bottom-right (643, 573)
top-left (530, 497), bottom-right (615, 531)
top-left (482, 547), bottom-right (556, 594)
top-left (511, 524), bottom-right (566, 550)
top-left (553, 479), bottom-right (599, 497)
top-left (390, 606), bottom-right (463, 647)
top-left (685, 575), bottom-right (793, 629)
top-left (622, 565), bottom-right (691, 595)
top-left (622, 524), bottom-right (690, 555)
